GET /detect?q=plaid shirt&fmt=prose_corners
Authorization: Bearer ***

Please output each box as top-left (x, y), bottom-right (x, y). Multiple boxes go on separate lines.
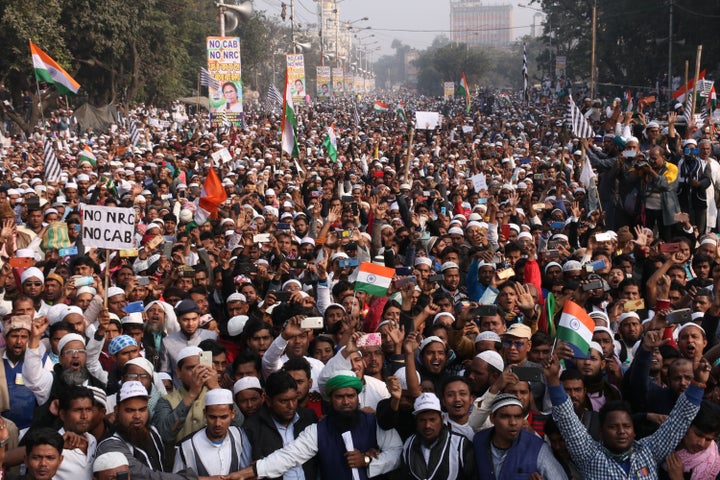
top-left (549, 384), bottom-right (702, 480)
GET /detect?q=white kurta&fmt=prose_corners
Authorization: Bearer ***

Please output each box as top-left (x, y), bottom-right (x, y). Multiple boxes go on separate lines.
top-left (54, 428), bottom-right (97, 480)
top-left (706, 158), bottom-right (720, 231)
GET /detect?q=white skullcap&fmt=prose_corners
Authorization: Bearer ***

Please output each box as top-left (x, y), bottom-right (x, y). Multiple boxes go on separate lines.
top-left (476, 350), bottom-right (504, 372)
top-left (93, 452), bottom-right (129, 473)
top-left (414, 257), bottom-right (433, 267)
top-left (475, 331), bottom-right (502, 343)
top-left (233, 376), bottom-right (262, 395)
top-left (125, 357), bottom-right (154, 375)
top-left (227, 315), bottom-right (249, 336)
top-left (517, 232), bottom-right (532, 240)
top-left (20, 267), bottom-right (44, 284)
top-left (58, 333), bottom-right (85, 353)
top-left (205, 388), bottom-right (234, 406)
top-left (107, 286), bottom-right (125, 298)
top-left (227, 293), bottom-right (247, 303)
top-left (177, 346), bottom-right (202, 363)
top-left (394, 366), bottom-right (421, 391)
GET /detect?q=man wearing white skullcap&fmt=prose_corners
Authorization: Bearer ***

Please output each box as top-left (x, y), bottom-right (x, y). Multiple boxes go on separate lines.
top-left (93, 452), bottom-right (129, 480)
top-left (173, 388), bottom-right (251, 476)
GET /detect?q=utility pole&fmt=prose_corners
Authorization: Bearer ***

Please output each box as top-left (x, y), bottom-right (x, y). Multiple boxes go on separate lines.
top-left (667, 0), bottom-right (673, 104)
top-left (291, 0), bottom-right (296, 53)
top-left (590, 0), bottom-right (597, 99)
top-left (335, 1), bottom-right (340, 67)
top-left (320, 0), bottom-right (324, 65)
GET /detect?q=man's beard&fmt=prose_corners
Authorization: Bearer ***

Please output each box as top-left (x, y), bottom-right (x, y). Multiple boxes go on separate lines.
top-left (328, 408), bottom-right (360, 432)
top-left (61, 366), bottom-right (90, 386)
top-left (116, 420), bottom-right (152, 450)
top-left (145, 322), bottom-right (164, 334)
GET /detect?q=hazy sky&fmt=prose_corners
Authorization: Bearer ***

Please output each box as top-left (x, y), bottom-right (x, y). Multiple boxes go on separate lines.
top-left (259, 0), bottom-right (539, 56)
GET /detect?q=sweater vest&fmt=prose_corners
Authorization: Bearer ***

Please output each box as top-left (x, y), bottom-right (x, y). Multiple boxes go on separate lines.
top-left (474, 428), bottom-right (543, 480)
top-left (316, 412), bottom-right (378, 480)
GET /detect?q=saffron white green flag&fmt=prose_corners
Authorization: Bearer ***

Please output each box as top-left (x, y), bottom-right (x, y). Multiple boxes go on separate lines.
top-left (29, 41), bottom-right (80, 95)
top-left (354, 262), bottom-right (394, 297)
top-left (322, 125), bottom-right (338, 162)
top-left (281, 73), bottom-right (300, 158)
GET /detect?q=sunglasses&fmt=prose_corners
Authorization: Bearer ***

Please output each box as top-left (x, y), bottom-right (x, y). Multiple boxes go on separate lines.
top-left (502, 339), bottom-right (527, 349)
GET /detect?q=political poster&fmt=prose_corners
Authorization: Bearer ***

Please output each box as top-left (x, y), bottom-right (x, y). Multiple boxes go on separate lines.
top-left (415, 111), bottom-right (441, 130)
top-left (316, 66), bottom-right (331, 99)
top-left (354, 75), bottom-right (364, 93)
top-left (207, 36), bottom-right (243, 127)
top-left (555, 56), bottom-right (567, 78)
top-left (444, 82), bottom-right (455, 100)
top-left (286, 54), bottom-right (306, 104)
top-left (345, 72), bottom-right (354, 94)
top-left (82, 205), bottom-right (136, 250)
top-left (332, 67), bottom-right (344, 94)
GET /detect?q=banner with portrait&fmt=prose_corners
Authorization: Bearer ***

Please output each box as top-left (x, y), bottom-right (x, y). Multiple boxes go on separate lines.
top-left (316, 66), bottom-right (331, 99)
top-left (443, 82), bottom-right (455, 100)
top-left (345, 72), bottom-right (354, 93)
top-left (286, 54), bottom-right (306, 105)
top-left (332, 67), bottom-right (344, 94)
top-left (207, 36), bottom-right (243, 127)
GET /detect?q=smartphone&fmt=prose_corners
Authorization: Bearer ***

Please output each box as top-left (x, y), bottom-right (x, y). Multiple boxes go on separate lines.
top-left (288, 259), bottom-right (307, 269)
top-left (338, 257), bottom-right (359, 268)
top-left (59, 246), bottom-right (79, 257)
top-left (351, 202), bottom-right (360, 216)
top-left (274, 291), bottom-right (291, 302)
top-left (623, 299), bottom-right (645, 311)
top-left (532, 203), bottom-right (546, 211)
top-left (501, 224), bottom-right (511, 238)
top-left (420, 231), bottom-right (431, 241)
top-left (475, 305), bottom-right (498, 317)
top-left (253, 233), bottom-right (271, 243)
top-left (300, 316), bottom-right (324, 329)
top-left (512, 367), bottom-right (543, 383)
top-left (423, 190), bottom-right (430, 196)
top-left (477, 198), bottom-right (488, 204)
top-left (163, 241), bottom-right (173, 259)
top-left (586, 259), bottom-right (606, 272)
top-left (660, 242), bottom-right (681, 253)
top-left (550, 221), bottom-right (565, 230)
top-left (147, 235), bottom-right (163, 250)
top-left (440, 206), bottom-right (447, 216)
top-left (74, 276), bottom-right (95, 288)
top-left (340, 230), bottom-right (353, 239)
top-left (357, 333), bottom-right (382, 348)
top-left (341, 195), bottom-right (354, 202)
top-left (496, 268), bottom-right (515, 280)
top-left (137, 276), bottom-right (150, 286)
top-left (582, 279), bottom-right (603, 291)
top-left (9, 257), bottom-right (33, 269)
top-left (667, 308), bottom-right (692, 324)
top-left (277, 222), bottom-right (291, 230)
top-left (396, 275), bottom-right (417, 288)
top-left (199, 351), bottom-right (213, 367)
top-left (544, 249), bottom-right (560, 261)
top-left (674, 212), bottom-right (689, 223)
top-left (395, 267), bottom-right (413, 276)
top-left (237, 263), bottom-right (258, 274)
top-left (535, 174), bottom-right (545, 181)
top-left (428, 274), bottom-right (444, 283)
top-left (119, 248), bottom-right (138, 258)
top-left (125, 301), bottom-right (145, 314)
top-left (595, 232), bottom-right (613, 242)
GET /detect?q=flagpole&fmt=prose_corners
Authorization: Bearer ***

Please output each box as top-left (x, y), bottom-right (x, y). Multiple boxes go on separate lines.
top-left (196, 71), bottom-right (201, 115)
top-left (690, 45), bottom-right (703, 118)
top-left (403, 127), bottom-right (415, 183)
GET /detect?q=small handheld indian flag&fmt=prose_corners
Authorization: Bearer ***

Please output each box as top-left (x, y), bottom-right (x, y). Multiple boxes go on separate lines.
top-left (355, 262), bottom-right (394, 297)
top-left (281, 72), bottom-right (300, 158)
top-left (29, 40), bottom-right (80, 95)
top-left (556, 300), bottom-right (595, 357)
top-left (78, 145), bottom-right (97, 167)
top-left (322, 125), bottom-right (338, 162)
top-left (373, 101), bottom-right (389, 112)
top-left (458, 73), bottom-right (470, 113)
top-left (396, 102), bottom-right (407, 122)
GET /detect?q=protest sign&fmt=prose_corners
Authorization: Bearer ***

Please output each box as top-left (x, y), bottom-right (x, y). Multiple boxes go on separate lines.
top-left (415, 111), bottom-right (441, 130)
top-left (81, 205), bottom-right (136, 251)
top-left (207, 36), bottom-right (243, 127)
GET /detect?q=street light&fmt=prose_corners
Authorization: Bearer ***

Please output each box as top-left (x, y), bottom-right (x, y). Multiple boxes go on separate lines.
top-left (216, 0), bottom-right (253, 36)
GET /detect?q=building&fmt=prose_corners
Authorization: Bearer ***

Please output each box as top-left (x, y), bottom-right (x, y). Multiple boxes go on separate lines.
top-left (450, 0), bottom-right (513, 48)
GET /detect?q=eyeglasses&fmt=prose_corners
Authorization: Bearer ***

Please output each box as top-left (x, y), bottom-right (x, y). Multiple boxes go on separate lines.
top-left (63, 349), bottom-right (87, 356)
top-left (502, 340), bottom-right (527, 350)
top-left (24, 282), bottom-right (42, 287)
top-left (124, 373), bottom-right (151, 380)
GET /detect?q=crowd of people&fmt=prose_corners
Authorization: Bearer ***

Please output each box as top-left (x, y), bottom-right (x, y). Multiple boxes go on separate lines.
top-left (0, 88), bottom-right (717, 480)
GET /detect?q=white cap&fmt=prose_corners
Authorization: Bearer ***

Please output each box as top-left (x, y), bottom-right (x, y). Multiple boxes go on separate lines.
top-left (588, 341), bottom-right (603, 355)
top-left (227, 293), bottom-right (247, 303)
top-left (125, 357), bottom-right (154, 376)
top-left (475, 331), bottom-right (502, 343)
top-left (93, 452), bottom-right (129, 473)
top-left (227, 315), bottom-right (249, 336)
top-left (107, 286), bottom-right (125, 298)
top-left (394, 367), bottom-right (421, 391)
top-left (233, 376), bottom-right (262, 395)
top-left (118, 380), bottom-right (149, 402)
top-left (618, 312), bottom-right (640, 324)
top-left (177, 346), bottom-right (202, 363)
top-left (412, 393), bottom-right (442, 415)
top-left (476, 350), bottom-right (504, 372)
top-left (205, 388), bottom-right (234, 406)
top-left (418, 335), bottom-right (445, 351)
top-left (20, 267), bottom-right (44, 284)
top-left (58, 333), bottom-right (85, 353)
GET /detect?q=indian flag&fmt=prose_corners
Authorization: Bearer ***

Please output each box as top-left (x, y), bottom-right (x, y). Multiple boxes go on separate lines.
top-left (322, 125), bottom-right (338, 162)
top-left (29, 41), bottom-right (80, 95)
top-left (373, 101), bottom-right (389, 112)
top-left (355, 262), bottom-right (394, 297)
top-left (672, 69), bottom-right (706, 103)
top-left (396, 102), bottom-right (407, 122)
top-left (458, 73), bottom-right (470, 112)
top-left (281, 72), bottom-right (300, 158)
top-left (556, 300), bottom-right (595, 357)
top-left (78, 145), bottom-right (96, 167)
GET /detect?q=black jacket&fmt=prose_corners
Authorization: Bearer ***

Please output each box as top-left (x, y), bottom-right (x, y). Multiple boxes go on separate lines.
top-left (242, 404), bottom-right (318, 480)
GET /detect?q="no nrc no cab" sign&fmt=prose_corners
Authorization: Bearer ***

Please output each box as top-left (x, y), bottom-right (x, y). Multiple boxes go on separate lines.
top-left (81, 204), bottom-right (136, 251)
